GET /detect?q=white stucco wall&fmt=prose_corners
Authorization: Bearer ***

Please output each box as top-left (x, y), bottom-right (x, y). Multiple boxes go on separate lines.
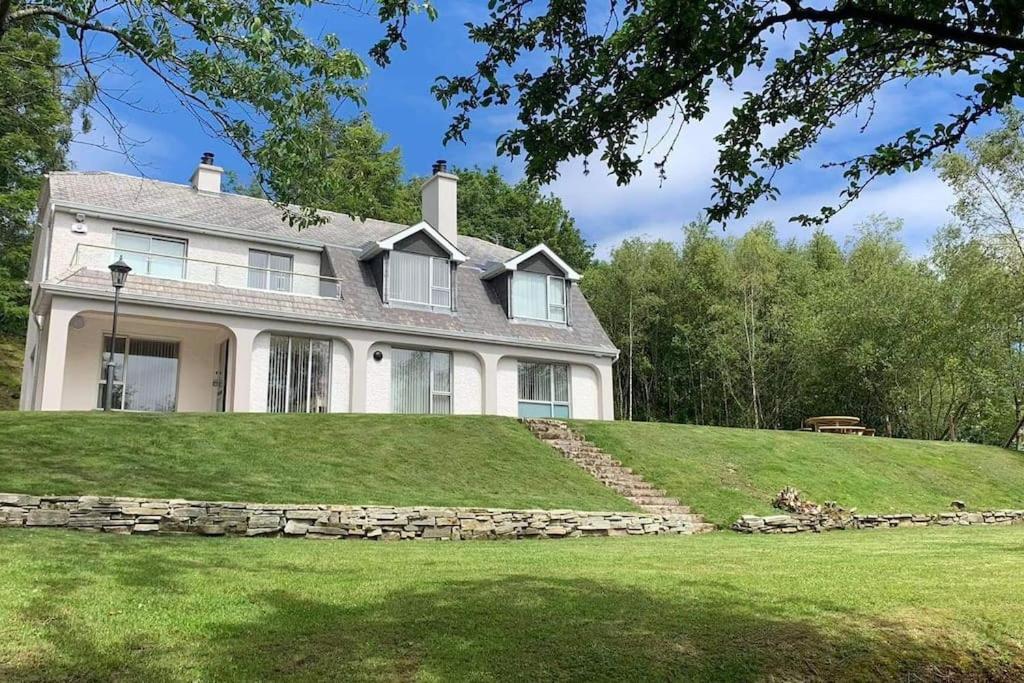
top-left (365, 342), bottom-right (392, 413)
top-left (250, 331), bottom-right (352, 413)
top-left (452, 352), bottom-right (482, 415)
top-left (570, 364), bottom-right (600, 420)
top-left (496, 357), bottom-right (520, 417)
top-left (249, 332), bottom-right (270, 412)
top-left (330, 341), bottom-right (352, 413)
top-left (30, 296), bottom-right (616, 419)
top-left (60, 312), bottom-right (230, 411)
top-left (46, 210), bottom-right (323, 296)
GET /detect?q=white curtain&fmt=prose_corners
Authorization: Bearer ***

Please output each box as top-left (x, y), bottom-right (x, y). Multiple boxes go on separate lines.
top-left (123, 339), bottom-right (179, 412)
top-left (431, 259), bottom-right (451, 307)
top-left (389, 251), bottom-right (431, 304)
top-left (267, 336), bottom-right (331, 413)
top-left (392, 348), bottom-right (431, 413)
top-left (431, 352), bottom-right (452, 414)
top-left (513, 272), bottom-right (549, 320)
top-left (98, 336), bottom-right (179, 412)
top-left (392, 349), bottom-right (451, 414)
top-left (518, 361), bottom-right (552, 401)
top-left (548, 277), bottom-right (566, 322)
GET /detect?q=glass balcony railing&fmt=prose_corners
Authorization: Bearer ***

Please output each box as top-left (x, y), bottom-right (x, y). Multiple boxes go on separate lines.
top-left (70, 243), bottom-right (343, 299)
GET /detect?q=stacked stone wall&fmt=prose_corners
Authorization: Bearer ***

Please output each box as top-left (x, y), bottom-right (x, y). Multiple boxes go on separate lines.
top-left (0, 493), bottom-right (707, 540)
top-left (733, 509), bottom-right (1024, 534)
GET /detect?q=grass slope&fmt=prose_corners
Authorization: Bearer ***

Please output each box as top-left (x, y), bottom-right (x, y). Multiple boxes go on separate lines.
top-left (0, 413), bottom-right (631, 511)
top-left (573, 420), bottom-right (1024, 526)
top-left (1, 527), bottom-right (1023, 680)
top-left (0, 335), bottom-right (22, 411)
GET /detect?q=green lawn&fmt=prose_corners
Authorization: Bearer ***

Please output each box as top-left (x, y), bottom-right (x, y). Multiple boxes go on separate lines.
top-left (1, 526), bottom-right (1023, 681)
top-left (0, 413), bottom-right (631, 511)
top-left (0, 335), bottom-right (22, 411)
top-left (573, 420), bottom-right (1024, 526)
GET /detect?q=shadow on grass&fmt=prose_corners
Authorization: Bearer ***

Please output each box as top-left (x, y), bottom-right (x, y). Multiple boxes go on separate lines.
top-left (5, 541), bottom-right (1022, 682)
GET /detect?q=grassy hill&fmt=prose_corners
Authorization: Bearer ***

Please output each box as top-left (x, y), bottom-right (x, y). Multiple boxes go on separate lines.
top-left (0, 335), bottom-right (22, 411)
top-left (0, 413), bottom-right (632, 511)
top-left (2, 527), bottom-right (1023, 680)
top-left (573, 420), bottom-right (1024, 526)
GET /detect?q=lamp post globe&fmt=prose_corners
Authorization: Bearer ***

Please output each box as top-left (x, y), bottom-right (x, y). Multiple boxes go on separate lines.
top-left (103, 258), bottom-right (132, 410)
top-left (109, 257), bottom-right (132, 288)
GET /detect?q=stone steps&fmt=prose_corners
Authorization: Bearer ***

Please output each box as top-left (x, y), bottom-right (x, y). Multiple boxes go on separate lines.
top-left (523, 419), bottom-right (713, 534)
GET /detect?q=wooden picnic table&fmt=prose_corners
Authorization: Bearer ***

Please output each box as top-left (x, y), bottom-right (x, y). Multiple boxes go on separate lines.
top-left (803, 416), bottom-right (875, 436)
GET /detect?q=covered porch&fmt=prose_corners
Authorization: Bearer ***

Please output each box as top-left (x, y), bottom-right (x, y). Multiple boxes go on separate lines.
top-left (46, 310), bottom-right (235, 412)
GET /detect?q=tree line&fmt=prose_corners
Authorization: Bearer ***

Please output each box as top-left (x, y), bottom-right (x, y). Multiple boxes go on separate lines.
top-left (584, 113), bottom-right (1024, 444)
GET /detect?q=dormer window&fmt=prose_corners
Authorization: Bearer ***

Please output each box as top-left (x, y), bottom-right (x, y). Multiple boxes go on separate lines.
top-left (512, 272), bottom-right (566, 323)
top-left (389, 251), bottom-right (451, 308)
top-left (482, 243), bottom-right (580, 325)
top-left (359, 221), bottom-right (467, 311)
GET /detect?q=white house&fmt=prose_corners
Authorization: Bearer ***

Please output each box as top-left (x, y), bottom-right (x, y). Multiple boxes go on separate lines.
top-left (19, 156), bottom-right (618, 418)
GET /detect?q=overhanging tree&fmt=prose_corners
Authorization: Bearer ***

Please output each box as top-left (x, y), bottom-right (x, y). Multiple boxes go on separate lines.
top-left (377, 1), bottom-right (1024, 225)
top-left (0, 27), bottom-right (69, 335)
top-left (0, 0), bottom-right (379, 226)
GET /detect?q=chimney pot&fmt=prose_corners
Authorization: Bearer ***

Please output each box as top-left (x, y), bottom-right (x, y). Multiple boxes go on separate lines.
top-left (431, 159), bottom-right (448, 174)
top-left (201, 151), bottom-right (215, 165)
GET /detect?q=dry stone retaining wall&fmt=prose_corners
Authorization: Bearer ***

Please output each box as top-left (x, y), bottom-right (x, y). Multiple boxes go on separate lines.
top-left (733, 509), bottom-right (1024, 534)
top-left (0, 493), bottom-right (707, 541)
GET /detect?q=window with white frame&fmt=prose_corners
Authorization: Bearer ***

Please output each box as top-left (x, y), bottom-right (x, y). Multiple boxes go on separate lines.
top-left (267, 335), bottom-right (331, 413)
top-left (97, 335), bottom-right (180, 412)
top-left (391, 348), bottom-right (452, 414)
top-left (114, 231), bottom-right (187, 279)
top-left (512, 272), bottom-right (566, 323)
top-left (388, 251), bottom-right (451, 308)
top-left (517, 361), bottom-right (570, 418)
top-left (248, 249), bottom-right (294, 292)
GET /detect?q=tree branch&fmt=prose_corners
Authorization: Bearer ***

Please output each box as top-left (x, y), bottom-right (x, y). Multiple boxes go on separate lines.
top-left (781, 2), bottom-right (1024, 52)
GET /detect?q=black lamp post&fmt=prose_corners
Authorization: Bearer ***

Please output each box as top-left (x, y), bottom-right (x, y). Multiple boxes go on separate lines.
top-left (104, 258), bottom-right (132, 411)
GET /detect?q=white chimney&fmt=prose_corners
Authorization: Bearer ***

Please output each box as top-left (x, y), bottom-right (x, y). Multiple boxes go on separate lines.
top-left (421, 159), bottom-right (458, 245)
top-left (190, 151), bottom-right (223, 193)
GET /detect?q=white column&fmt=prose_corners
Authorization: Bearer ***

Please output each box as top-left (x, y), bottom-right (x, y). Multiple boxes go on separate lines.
top-left (38, 302), bottom-right (77, 411)
top-left (19, 316), bottom-right (39, 411)
top-left (229, 327), bottom-right (260, 412)
top-left (481, 352), bottom-right (501, 416)
top-left (596, 360), bottom-right (615, 421)
top-left (349, 338), bottom-right (373, 413)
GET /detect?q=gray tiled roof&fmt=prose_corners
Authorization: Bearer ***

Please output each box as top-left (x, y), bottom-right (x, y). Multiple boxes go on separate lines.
top-left (45, 172), bottom-right (617, 354)
top-left (47, 172), bottom-right (517, 267)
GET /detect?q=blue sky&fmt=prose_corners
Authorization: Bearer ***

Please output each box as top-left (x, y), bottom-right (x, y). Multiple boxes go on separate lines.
top-left (69, 2), bottom-right (998, 259)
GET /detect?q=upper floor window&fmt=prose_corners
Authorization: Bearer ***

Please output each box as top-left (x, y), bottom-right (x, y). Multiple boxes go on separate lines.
top-left (389, 251), bottom-right (451, 308)
top-left (513, 272), bottom-right (566, 323)
top-left (114, 231), bottom-right (186, 279)
top-left (248, 249), bottom-right (293, 292)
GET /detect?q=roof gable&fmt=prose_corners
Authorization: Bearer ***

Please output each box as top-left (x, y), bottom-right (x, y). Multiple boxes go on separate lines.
top-left (357, 221), bottom-right (467, 263)
top-left (482, 243), bottom-right (581, 281)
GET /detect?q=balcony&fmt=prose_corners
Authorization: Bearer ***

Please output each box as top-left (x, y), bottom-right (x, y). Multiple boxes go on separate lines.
top-left (70, 243), bottom-right (342, 299)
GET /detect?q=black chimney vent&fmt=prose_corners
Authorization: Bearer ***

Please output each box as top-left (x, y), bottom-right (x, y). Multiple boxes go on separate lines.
top-left (200, 151), bottom-right (215, 165)
top-left (431, 159), bottom-right (447, 174)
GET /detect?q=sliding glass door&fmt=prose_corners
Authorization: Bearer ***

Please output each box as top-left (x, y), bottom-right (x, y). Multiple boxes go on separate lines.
top-left (391, 348), bottom-right (452, 414)
top-left (97, 336), bottom-right (180, 411)
top-left (267, 335), bottom-right (331, 413)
